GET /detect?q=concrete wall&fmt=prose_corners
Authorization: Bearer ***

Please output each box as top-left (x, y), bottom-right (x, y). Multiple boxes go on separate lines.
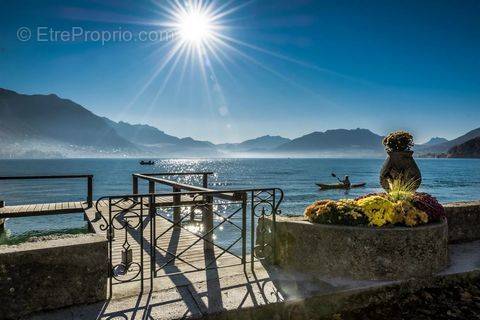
top-left (0, 234), bottom-right (108, 319)
top-left (263, 216), bottom-right (449, 280)
top-left (444, 201), bottom-right (480, 243)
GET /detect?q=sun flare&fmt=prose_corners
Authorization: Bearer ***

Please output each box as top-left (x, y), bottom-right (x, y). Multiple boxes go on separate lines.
top-left (178, 9), bottom-right (214, 44)
top-left (168, 1), bottom-right (219, 48)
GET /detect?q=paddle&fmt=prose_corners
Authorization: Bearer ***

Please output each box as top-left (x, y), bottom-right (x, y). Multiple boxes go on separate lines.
top-left (331, 172), bottom-right (343, 183)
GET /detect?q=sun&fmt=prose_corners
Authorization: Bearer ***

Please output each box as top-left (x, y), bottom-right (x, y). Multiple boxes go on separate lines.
top-left (171, 2), bottom-right (217, 46)
top-left (178, 9), bottom-right (213, 44)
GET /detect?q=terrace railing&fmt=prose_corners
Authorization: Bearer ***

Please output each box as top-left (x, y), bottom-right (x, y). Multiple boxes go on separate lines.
top-left (93, 172), bottom-right (283, 294)
top-left (0, 174), bottom-right (94, 208)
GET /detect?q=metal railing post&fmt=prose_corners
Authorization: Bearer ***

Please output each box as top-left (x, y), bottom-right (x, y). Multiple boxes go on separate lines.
top-left (241, 192), bottom-right (247, 264)
top-left (173, 186), bottom-right (181, 229)
top-left (87, 176), bottom-right (93, 207)
top-left (149, 194), bottom-right (156, 284)
top-left (204, 195), bottom-right (214, 252)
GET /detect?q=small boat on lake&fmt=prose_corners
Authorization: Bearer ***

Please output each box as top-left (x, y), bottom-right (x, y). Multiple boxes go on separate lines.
top-left (316, 182), bottom-right (366, 190)
top-left (139, 160), bottom-right (155, 165)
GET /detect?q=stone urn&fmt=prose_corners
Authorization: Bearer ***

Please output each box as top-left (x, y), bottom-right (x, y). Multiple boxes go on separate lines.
top-left (380, 150), bottom-right (421, 190)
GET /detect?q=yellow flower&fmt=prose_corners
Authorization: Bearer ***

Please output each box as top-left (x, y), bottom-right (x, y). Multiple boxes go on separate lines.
top-left (356, 195), bottom-right (396, 227)
top-left (393, 200), bottom-right (429, 227)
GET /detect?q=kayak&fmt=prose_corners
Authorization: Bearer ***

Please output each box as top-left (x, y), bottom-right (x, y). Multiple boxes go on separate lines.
top-left (316, 182), bottom-right (366, 190)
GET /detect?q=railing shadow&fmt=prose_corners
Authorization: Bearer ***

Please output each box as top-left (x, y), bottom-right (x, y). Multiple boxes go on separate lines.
top-left (86, 186), bottom-right (283, 319)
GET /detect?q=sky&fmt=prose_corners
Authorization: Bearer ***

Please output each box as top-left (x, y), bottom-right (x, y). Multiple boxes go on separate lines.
top-left (1, 0), bottom-right (479, 144)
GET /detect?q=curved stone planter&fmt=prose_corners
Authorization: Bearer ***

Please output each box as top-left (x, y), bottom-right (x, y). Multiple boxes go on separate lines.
top-left (262, 216), bottom-right (449, 280)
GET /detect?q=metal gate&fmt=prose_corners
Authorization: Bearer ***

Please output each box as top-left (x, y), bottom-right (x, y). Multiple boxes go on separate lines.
top-left (95, 187), bottom-right (283, 295)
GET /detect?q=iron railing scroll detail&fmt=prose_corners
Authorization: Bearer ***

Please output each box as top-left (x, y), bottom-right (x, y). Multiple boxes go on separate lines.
top-left (93, 178), bottom-right (283, 295)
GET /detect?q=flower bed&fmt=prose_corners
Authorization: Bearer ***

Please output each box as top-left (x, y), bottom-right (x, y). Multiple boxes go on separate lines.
top-left (304, 182), bottom-right (445, 228)
top-left (261, 181), bottom-right (450, 280)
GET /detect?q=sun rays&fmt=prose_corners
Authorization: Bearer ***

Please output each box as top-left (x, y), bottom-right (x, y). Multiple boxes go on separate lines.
top-left (116, 0), bottom-right (370, 124)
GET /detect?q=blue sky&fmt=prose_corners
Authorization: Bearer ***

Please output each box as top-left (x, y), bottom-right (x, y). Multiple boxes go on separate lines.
top-left (1, 0), bottom-right (479, 143)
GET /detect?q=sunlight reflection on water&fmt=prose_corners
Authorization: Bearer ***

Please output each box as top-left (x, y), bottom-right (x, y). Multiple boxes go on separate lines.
top-left (0, 158), bottom-right (479, 237)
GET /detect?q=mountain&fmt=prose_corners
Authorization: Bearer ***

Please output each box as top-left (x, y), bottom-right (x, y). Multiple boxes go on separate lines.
top-left (103, 118), bottom-right (214, 149)
top-left (418, 127), bottom-right (480, 153)
top-left (446, 137), bottom-right (480, 158)
top-left (217, 135), bottom-right (291, 152)
top-left (7, 87), bottom-right (468, 159)
top-left (421, 137), bottom-right (449, 146)
top-left (275, 128), bottom-right (384, 155)
top-left (103, 118), bottom-right (179, 146)
top-left (0, 88), bottom-right (136, 157)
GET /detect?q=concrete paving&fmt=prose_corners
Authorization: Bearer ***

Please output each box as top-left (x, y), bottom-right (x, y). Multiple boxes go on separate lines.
top-left (28, 241), bottom-right (480, 320)
top-left (29, 261), bottom-right (283, 320)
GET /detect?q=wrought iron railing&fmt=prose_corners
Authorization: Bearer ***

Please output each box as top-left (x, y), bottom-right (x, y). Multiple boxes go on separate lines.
top-left (94, 187), bottom-right (283, 295)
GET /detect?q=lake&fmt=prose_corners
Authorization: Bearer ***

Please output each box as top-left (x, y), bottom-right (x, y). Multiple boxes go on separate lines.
top-left (1, 158), bottom-right (479, 236)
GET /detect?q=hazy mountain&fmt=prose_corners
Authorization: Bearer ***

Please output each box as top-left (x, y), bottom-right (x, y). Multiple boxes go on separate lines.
top-left (0, 88), bottom-right (222, 158)
top-left (217, 135), bottom-right (291, 152)
top-left (0, 88), bottom-right (136, 157)
top-left (421, 137), bottom-right (449, 146)
top-left (177, 137), bottom-right (215, 148)
top-left (418, 127), bottom-right (480, 153)
top-left (447, 137), bottom-right (480, 158)
top-left (275, 129), bottom-right (384, 154)
top-left (103, 118), bottom-right (179, 146)
top-left (5, 87), bottom-right (474, 159)
top-left (103, 118), bottom-right (214, 150)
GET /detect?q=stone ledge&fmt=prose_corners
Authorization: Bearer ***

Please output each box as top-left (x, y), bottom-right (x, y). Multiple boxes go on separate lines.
top-left (210, 269), bottom-right (480, 320)
top-left (444, 201), bottom-right (480, 243)
top-left (0, 233), bottom-right (108, 320)
top-left (0, 233), bottom-right (105, 253)
top-left (261, 216), bottom-right (449, 280)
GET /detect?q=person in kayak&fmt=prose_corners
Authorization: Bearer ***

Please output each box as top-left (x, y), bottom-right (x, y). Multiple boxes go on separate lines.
top-left (342, 175), bottom-right (351, 189)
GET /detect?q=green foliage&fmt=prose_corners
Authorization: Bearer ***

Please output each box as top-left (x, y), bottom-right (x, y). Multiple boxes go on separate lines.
top-left (387, 177), bottom-right (417, 201)
top-left (0, 227), bottom-right (88, 245)
top-left (383, 131), bottom-right (414, 152)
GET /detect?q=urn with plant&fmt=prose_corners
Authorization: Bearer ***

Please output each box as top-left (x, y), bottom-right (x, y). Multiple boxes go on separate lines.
top-left (380, 131), bottom-right (421, 191)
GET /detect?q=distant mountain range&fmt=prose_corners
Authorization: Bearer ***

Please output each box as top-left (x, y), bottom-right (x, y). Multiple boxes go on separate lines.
top-left (0, 88), bottom-right (479, 158)
top-left (416, 128), bottom-right (480, 154)
top-left (102, 117), bottom-right (217, 156)
top-left (276, 129), bottom-right (384, 155)
top-left (421, 137), bottom-right (449, 147)
top-left (217, 135), bottom-right (291, 153)
top-left (446, 137), bottom-right (480, 158)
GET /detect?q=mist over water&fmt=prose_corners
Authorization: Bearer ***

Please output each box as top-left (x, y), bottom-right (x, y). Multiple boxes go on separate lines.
top-left (1, 158), bottom-right (479, 236)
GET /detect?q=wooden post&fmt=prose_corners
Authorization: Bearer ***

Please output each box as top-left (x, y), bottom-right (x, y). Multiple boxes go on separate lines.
top-left (0, 200), bottom-right (4, 233)
top-left (202, 173), bottom-right (208, 188)
top-left (202, 174), bottom-right (209, 204)
top-left (132, 175), bottom-right (139, 201)
top-left (173, 187), bottom-right (181, 229)
top-left (204, 195), bottom-right (214, 252)
top-left (87, 176), bottom-right (93, 208)
top-left (148, 180), bottom-right (155, 194)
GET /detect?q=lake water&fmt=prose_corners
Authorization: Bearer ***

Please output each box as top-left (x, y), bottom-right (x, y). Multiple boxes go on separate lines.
top-left (1, 158), bottom-right (479, 236)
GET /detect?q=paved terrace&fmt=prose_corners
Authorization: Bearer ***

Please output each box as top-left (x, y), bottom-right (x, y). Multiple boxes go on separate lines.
top-left (27, 240), bottom-right (480, 319)
top-left (0, 172), bottom-right (284, 317)
top-left (3, 174), bottom-right (480, 319)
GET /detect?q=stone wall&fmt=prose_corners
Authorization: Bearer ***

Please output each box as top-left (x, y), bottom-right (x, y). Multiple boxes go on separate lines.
top-left (262, 216), bottom-right (449, 280)
top-left (0, 234), bottom-right (108, 319)
top-left (444, 201), bottom-right (480, 243)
